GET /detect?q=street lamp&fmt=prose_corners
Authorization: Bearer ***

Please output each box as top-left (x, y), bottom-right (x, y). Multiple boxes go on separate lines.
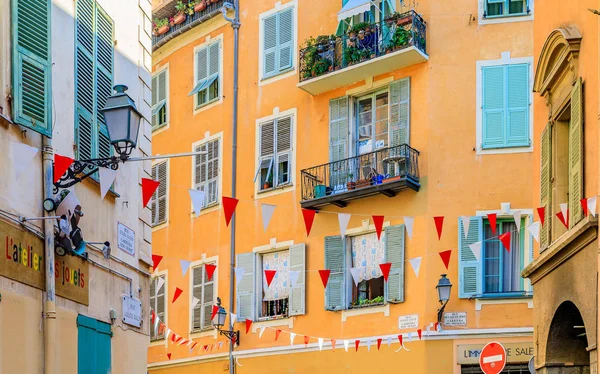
top-left (436, 274), bottom-right (452, 324)
top-left (213, 297), bottom-right (240, 346)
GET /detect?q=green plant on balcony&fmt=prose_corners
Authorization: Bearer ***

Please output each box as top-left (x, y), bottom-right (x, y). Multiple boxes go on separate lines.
top-left (351, 295), bottom-right (385, 308)
top-left (388, 26), bottom-right (411, 52)
top-left (153, 17), bottom-right (170, 35)
top-left (301, 35), bottom-right (334, 79)
top-left (186, 1), bottom-right (197, 15)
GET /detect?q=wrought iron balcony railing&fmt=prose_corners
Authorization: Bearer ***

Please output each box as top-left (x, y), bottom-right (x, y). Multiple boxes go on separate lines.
top-left (300, 144), bottom-right (420, 209)
top-left (298, 11), bottom-right (426, 83)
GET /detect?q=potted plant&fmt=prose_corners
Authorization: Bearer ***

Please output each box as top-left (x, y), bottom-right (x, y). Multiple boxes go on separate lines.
top-left (173, 1), bottom-right (187, 24)
top-left (262, 174), bottom-right (273, 190)
top-left (154, 18), bottom-right (170, 35)
top-left (186, 1), bottom-right (195, 15)
top-left (169, 16), bottom-right (175, 27)
top-left (194, 0), bottom-right (206, 12)
top-left (391, 27), bottom-right (411, 50)
top-left (346, 173), bottom-right (356, 190)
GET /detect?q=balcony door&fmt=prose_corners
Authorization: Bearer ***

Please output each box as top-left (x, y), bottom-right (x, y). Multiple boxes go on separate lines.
top-left (356, 90), bottom-right (389, 156)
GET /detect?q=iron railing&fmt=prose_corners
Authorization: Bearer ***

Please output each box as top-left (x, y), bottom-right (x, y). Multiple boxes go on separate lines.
top-left (300, 144), bottom-right (420, 202)
top-left (299, 11), bottom-right (426, 82)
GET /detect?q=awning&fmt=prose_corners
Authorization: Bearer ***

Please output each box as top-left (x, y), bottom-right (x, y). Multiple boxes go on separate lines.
top-left (337, 0), bottom-right (373, 22)
top-left (188, 73), bottom-right (219, 96)
top-left (151, 100), bottom-right (166, 116)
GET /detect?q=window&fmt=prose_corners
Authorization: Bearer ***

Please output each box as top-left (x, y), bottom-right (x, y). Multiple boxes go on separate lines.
top-left (191, 264), bottom-right (215, 331)
top-left (485, 0), bottom-right (528, 18)
top-left (461, 364), bottom-right (531, 373)
top-left (75, 0), bottom-right (114, 165)
top-left (255, 116), bottom-right (293, 192)
top-left (324, 225), bottom-right (405, 311)
top-left (77, 315), bottom-right (112, 373)
top-left (152, 68), bottom-right (168, 130)
top-left (190, 41), bottom-right (220, 108)
top-left (357, 91), bottom-right (390, 155)
top-left (151, 161), bottom-right (168, 227)
top-left (235, 244), bottom-right (306, 322)
top-left (193, 138), bottom-right (220, 207)
top-left (150, 275), bottom-right (166, 341)
top-left (261, 6), bottom-right (294, 79)
top-left (336, 0), bottom-right (395, 36)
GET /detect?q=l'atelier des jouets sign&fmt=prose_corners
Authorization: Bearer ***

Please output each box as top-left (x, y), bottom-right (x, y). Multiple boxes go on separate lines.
top-left (457, 342), bottom-right (534, 365)
top-left (1, 220), bottom-right (89, 305)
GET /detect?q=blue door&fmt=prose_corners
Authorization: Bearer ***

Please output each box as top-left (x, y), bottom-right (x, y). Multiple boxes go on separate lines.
top-left (77, 314), bottom-right (112, 374)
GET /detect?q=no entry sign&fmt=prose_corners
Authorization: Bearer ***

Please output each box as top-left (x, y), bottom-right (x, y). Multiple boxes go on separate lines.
top-left (479, 342), bottom-right (507, 374)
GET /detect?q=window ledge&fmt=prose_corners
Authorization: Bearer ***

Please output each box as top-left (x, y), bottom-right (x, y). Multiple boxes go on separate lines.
top-left (189, 328), bottom-right (217, 339)
top-left (193, 97), bottom-right (223, 115)
top-left (255, 183), bottom-right (295, 200)
top-left (250, 316), bottom-right (293, 333)
top-left (259, 68), bottom-right (296, 86)
top-left (149, 338), bottom-right (167, 347)
top-left (152, 123), bottom-right (170, 136)
top-left (479, 13), bottom-right (533, 25)
top-left (341, 303), bottom-right (390, 322)
top-left (475, 296), bottom-right (533, 311)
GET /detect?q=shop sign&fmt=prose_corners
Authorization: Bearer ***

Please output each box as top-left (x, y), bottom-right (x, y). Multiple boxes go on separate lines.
top-left (122, 295), bottom-right (142, 327)
top-left (117, 222), bottom-right (135, 256)
top-left (444, 312), bottom-right (467, 326)
top-left (457, 342), bottom-right (534, 365)
top-left (398, 314), bottom-right (419, 329)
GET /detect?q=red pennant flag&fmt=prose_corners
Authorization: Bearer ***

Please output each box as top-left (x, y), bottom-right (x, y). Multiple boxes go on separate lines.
top-left (417, 329), bottom-right (422, 340)
top-left (172, 287), bottom-right (183, 303)
top-left (264, 270), bottom-right (277, 287)
top-left (302, 209), bottom-right (316, 236)
top-left (499, 232), bottom-right (511, 252)
top-left (434, 322), bottom-right (440, 331)
top-left (379, 263), bottom-right (392, 281)
top-left (439, 250), bottom-right (452, 270)
top-left (377, 338), bottom-right (382, 350)
top-left (203, 345), bottom-right (209, 352)
top-left (434, 216), bottom-right (444, 240)
top-left (191, 342), bottom-right (198, 349)
top-left (141, 178), bottom-right (160, 209)
top-left (152, 254), bottom-right (163, 270)
top-left (167, 353), bottom-right (171, 360)
top-left (151, 310), bottom-right (156, 324)
top-left (205, 264), bottom-right (217, 281)
top-left (557, 211), bottom-right (569, 229)
top-left (372, 215), bottom-right (384, 240)
top-left (487, 213), bottom-right (497, 235)
top-left (398, 334), bottom-right (403, 346)
top-left (222, 197), bottom-right (239, 227)
top-left (275, 329), bottom-right (282, 342)
top-left (245, 319), bottom-right (252, 334)
top-left (54, 154), bottom-right (74, 183)
top-left (176, 336), bottom-right (183, 344)
top-left (318, 270), bottom-right (331, 288)
top-left (581, 198), bottom-right (589, 217)
top-left (537, 207), bottom-right (545, 226)
top-left (171, 333), bottom-right (177, 343)
top-left (331, 339), bottom-right (336, 351)
top-left (211, 305), bottom-right (219, 321)
top-left (304, 335), bottom-right (310, 346)
top-left (355, 339), bottom-right (360, 352)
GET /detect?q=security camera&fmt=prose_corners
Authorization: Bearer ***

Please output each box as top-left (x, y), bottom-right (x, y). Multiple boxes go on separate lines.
top-left (102, 241), bottom-right (111, 259)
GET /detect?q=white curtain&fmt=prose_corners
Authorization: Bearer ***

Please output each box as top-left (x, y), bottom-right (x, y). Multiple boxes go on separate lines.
top-left (351, 232), bottom-right (385, 281)
top-left (262, 251), bottom-right (290, 301)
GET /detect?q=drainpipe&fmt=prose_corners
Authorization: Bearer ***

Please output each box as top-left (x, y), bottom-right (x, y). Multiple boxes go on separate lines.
top-left (42, 137), bottom-right (57, 374)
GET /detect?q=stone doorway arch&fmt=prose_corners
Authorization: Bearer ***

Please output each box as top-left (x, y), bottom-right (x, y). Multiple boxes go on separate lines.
top-left (545, 301), bottom-right (590, 373)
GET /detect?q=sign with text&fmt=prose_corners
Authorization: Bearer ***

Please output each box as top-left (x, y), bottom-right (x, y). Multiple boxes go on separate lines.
top-left (458, 342), bottom-right (534, 365)
top-left (479, 342), bottom-right (506, 374)
top-left (398, 314), bottom-right (419, 330)
top-left (117, 222), bottom-right (135, 256)
top-left (122, 295), bottom-right (142, 327)
top-left (55, 254), bottom-right (89, 305)
top-left (444, 312), bottom-right (467, 326)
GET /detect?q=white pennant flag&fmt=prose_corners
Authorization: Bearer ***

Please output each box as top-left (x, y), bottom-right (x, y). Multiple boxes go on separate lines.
top-left (188, 189), bottom-right (205, 215)
top-left (469, 242), bottom-right (481, 261)
top-left (513, 211), bottom-right (522, 232)
top-left (180, 260), bottom-right (191, 277)
top-left (403, 216), bottom-right (414, 240)
top-left (261, 204), bottom-right (276, 231)
top-left (56, 190), bottom-right (81, 219)
top-left (318, 338), bottom-right (324, 351)
top-left (290, 333), bottom-right (296, 345)
top-left (259, 326), bottom-right (266, 338)
top-left (289, 271), bottom-right (300, 288)
top-left (343, 340), bottom-right (349, 352)
top-left (155, 277), bottom-right (165, 296)
top-left (387, 336), bottom-right (392, 347)
top-left (230, 313), bottom-right (237, 325)
top-left (154, 314), bottom-right (159, 332)
top-left (367, 340), bottom-right (372, 352)
top-left (460, 216), bottom-right (471, 238)
top-left (99, 168), bottom-right (118, 200)
top-left (350, 267), bottom-right (362, 286)
top-left (234, 268), bottom-right (245, 286)
top-left (560, 203), bottom-right (568, 219)
top-left (408, 332), bottom-right (413, 342)
top-left (10, 141), bottom-right (38, 178)
top-left (588, 197), bottom-right (597, 217)
top-left (409, 257), bottom-right (421, 278)
top-left (338, 213), bottom-right (351, 238)
top-left (527, 222), bottom-right (540, 243)
top-left (192, 297), bottom-right (201, 309)
top-left (165, 329), bottom-right (172, 340)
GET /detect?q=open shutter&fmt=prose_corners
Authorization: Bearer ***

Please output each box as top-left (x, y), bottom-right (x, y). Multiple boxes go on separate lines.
top-left (276, 116), bottom-right (292, 185)
top-left (75, 0), bottom-right (95, 163)
top-left (389, 78), bottom-right (410, 146)
top-left (385, 224), bottom-right (405, 303)
top-left (263, 14), bottom-right (278, 78)
top-left (156, 276), bottom-right (165, 338)
top-left (95, 7), bottom-right (113, 159)
top-left (192, 267), bottom-right (202, 330)
top-left (12, 0), bottom-right (52, 137)
top-left (329, 97), bottom-right (349, 162)
top-left (506, 64), bottom-right (530, 147)
top-left (458, 216), bottom-right (483, 298)
top-left (278, 8), bottom-right (293, 71)
top-left (569, 78), bottom-right (583, 228)
top-left (482, 66), bottom-right (505, 149)
top-left (289, 243), bottom-right (306, 315)
top-left (324, 236), bottom-right (345, 311)
top-left (202, 265), bottom-right (215, 329)
top-left (540, 124), bottom-right (552, 250)
top-left (236, 252), bottom-right (255, 321)
top-left (152, 70), bottom-right (167, 129)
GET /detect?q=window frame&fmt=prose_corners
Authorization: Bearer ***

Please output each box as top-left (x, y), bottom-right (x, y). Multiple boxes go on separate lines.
top-left (152, 64), bottom-right (169, 132)
top-left (192, 38), bottom-right (223, 110)
top-left (189, 261), bottom-right (217, 333)
top-left (258, 1), bottom-right (298, 83)
top-left (192, 135), bottom-right (222, 211)
top-left (151, 160), bottom-right (169, 229)
top-left (355, 88), bottom-right (390, 156)
top-left (256, 249), bottom-right (290, 321)
top-left (478, 0), bottom-right (533, 24)
top-left (150, 273), bottom-right (167, 343)
top-left (484, 0), bottom-right (528, 19)
top-left (345, 232), bottom-right (387, 310)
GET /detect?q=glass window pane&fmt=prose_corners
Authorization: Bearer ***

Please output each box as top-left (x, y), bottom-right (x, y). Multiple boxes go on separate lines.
top-left (486, 1), bottom-right (503, 16)
top-left (508, 0), bottom-right (525, 14)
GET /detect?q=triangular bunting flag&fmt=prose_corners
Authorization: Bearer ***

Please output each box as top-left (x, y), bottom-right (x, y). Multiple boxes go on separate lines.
top-left (319, 270), bottom-right (331, 288)
top-left (211, 305), bottom-right (219, 321)
top-left (230, 313), bottom-right (237, 325)
top-left (513, 211), bottom-right (521, 232)
top-left (367, 340), bottom-right (372, 352)
top-left (387, 337), bottom-right (392, 347)
top-left (499, 232), bottom-right (511, 252)
top-left (167, 353), bottom-right (171, 360)
top-left (261, 204), bottom-right (276, 231)
top-left (180, 260), bottom-right (191, 277)
top-left (141, 178), bottom-right (160, 209)
top-left (469, 242), bottom-right (481, 261)
top-left (165, 329), bottom-right (171, 340)
top-left (434, 322), bottom-right (440, 332)
top-left (99, 168), bottom-right (118, 200)
top-left (560, 203), bottom-right (568, 220)
top-left (189, 189), bottom-right (205, 215)
top-left (398, 334), bottom-right (403, 346)
top-left (343, 340), bottom-right (349, 352)
top-left (205, 264), bottom-right (217, 281)
top-left (290, 333), bottom-right (296, 345)
top-left (377, 338), bottom-right (382, 350)
top-left (379, 263), bottom-right (392, 281)
top-left (433, 216), bottom-right (444, 240)
top-left (264, 270), bottom-right (277, 287)
top-left (54, 154), bottom-right (75, 183)
top-left (372, 215), bottom-right (384, 240)
top-left (155, 277), bottom-right (165, 296)
top-left (275, 329), bottom-right (282, 342)
top-left (338, 213), bottom-right (351, 238)
top-left (222, 197), bottom-right (239, 227)
top-left (355, 340), bottom-right (360, 352)
top-left (11, 142), bottom-right (38, 178)
top-left (350, 267), bottom-right (362, 286)
top-left (460, 216), bottom-right (471, 238)
top-left (403, 216), bottom-right (414, 240)
top-left (588, 197), bottom-right (597, 217)
top-left (303, 335), bottom-right (309, 346)
top-left (152, 255), bottom-right (163, 270)
top-left (192, 297), bottom-right (201, 309)
top-left (487, 213), bottom-right (497, 234)
top-left (245, 319), bottom-right (252, 334)
top-left (557, 210), bottom-right (569, 229)
top-left (409, 257), bottom-right (421, 277)
top-left (417, 329), bottom-right (422, 340)
top-left (537, 207), bottom-right (546, 226)
top-left (56, 190), bottom-right (80, 219)
top-left (439, 250), bottom-right (452, 269)
top-left (527, 222), bottom-right (540, 243)
top-left (234, 268), bottom-right (245, 286)
top-left (581, 198), bottom-right (589, 217)
top-left (289, 271), bottom-right (300, 288)
top-left (259, 326), bottom-right (266, 338)
top-left (301, 209), bottom-right (316, 236)
top-left (172, 287), bottom-right (183, 303)
top-left (318, 338), bottom-right (324, 351)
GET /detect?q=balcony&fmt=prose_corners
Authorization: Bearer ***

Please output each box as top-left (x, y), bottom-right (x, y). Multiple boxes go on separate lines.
top-left (297, 11), bottom-right (428, 96)
top-left (152, 0), bottom-right (225, 51)
top-left (300, 144), bottom-right (420, 209)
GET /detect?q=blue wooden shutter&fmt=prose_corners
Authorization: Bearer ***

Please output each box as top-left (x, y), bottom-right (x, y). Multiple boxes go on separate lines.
top-left (506, 64), bottom-right (530, 147)
top-left (278, 8), bottom-right (293, 71)
top-left (482, 66), bottom-right (505, 149)
top-left (263, 14), bottom-right (278, 78)
top-left (458, 216), bottom-right (483, 298)
top-left (95, 6), bottom-right (114, 159)
top-left (77, 315), bottom-right (112, 374)
top-left (385, 224), bottom-right (405, 303)
top-left (12, 0), bottom-right (52, 137)
top-left (289, 243), bottom-right (306, 316)
top-left (236, 252), bottom-right (255, 321)
top-left (324, 236), bottom-right (346, 311)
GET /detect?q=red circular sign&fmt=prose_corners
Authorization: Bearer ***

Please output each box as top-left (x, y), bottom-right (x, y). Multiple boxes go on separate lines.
top-left (479, 341), bottom-right (507, 374)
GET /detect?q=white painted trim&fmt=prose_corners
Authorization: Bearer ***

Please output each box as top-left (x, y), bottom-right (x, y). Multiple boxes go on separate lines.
top-left (475, 53), bottom-right (534, 155)
top-left (250, 317), bottom-right (294, 333)
top-left (190, 132), bottom-right (223, 217)
top-left (192, 35), bottom-right (224, 112)
top-left (253, 238), bottom-right (295, 254)
top-left (150, 270), bottom-right (169, 348)
top-left (151, 159), bottom-right (170, 231)
top-left (345, 219), bottom-right (391, 236)
top-left (475, 297), bottom-right (534, 311)
top-left (345, 76), bottom-right (394, 96)
top-left (254, 107), bottom-right (297, 199)
top-left (341, 303), bottom-right (390, 321)
top-left (187, 255), bottom-right (219, 338)
top-left (258, 0), bottom-right (298, 84)
top-left (477, 0), bottom-right (534, 25)
top-left (475, 207), bottom-right (534, 217)
top-left (152, 63), bottom-right (170, 133)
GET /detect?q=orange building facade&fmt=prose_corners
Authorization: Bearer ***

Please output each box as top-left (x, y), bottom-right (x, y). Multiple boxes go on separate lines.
top-left (149, 0), bottom-right (537, 373)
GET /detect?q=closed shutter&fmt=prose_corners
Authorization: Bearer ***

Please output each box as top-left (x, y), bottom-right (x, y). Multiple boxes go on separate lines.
top-left (95, 8), bottom-right (113, 159)
top-left (329, 97), bottom-right (349, 162)
top-left (278, 8), bottom-right (293, 71)
top-left (192, 267), bottom-right (202, 330)
top-left (482, 66), bottom-right (505, 149)
top-left (77, 315), bottom-right (112, 374)
top-left (385, 224), bottom-right (405, 303)
top-left (324, 236), bottom-right (346, 311)
top-left (155, 276), bottom-right (165, 339)
top-left (569, 78), bottom-right (583, 228)
top-left (458, 216), bottom-right (483, 298)
top-left (236, 252), bottom-right (255, 321)
top-left (389, 78), bottom-right (410, 146)
top-left (12, 0), bottom-right (52, 137)
top-left (197, 47), bottom-right (208, 85)
top-left (151, 161), bottom-right (168, 226)
top-left (202, 264), bottom-right (215, 329)
top-left (209, 42), bottom-right (220, 77)
top-left (256, 120), bottom-right (275, 185)
top-left (75, 0), bottom-right (95, 163)
top-left (540, 124), bottom-right (551, 250)
top-left (263, 8), bottom-right (294, 78)
top-left (506, 64), bottom-right (529, 147)
top-left (263, 14), bottom-right (278, 78)
top-left (194, 139), bottom-right (220, 207)
top-left (289, 243), bottom-right (306, 316)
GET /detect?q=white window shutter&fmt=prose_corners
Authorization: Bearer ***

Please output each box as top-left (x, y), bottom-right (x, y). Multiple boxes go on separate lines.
top-left (263, 14), bottom-right (278, 78)
top-left (151, 75), bottom-right (158, 128)
top-left (458, 216), bottom-right (483, 298)
top-left (389, 78), bottom-right (410, 146)
top-left (208, 42), bottom-right (220, 77)
top-left (192, 266), bottom-right (202, 329)
top-left (278, 8), bottom-right (293, 71)
top-left (151, 161), bottom-right (168, 226)
top-left (329, 96), bottom-right (349, 162)
top-left (261, 121), bottom-right (275, 157)
top-left (202, 266), bottom-right (215, 329)
top-left (289, 243), bottom-right (306, 316)
top-left (236, 252), bottom-right (255, 321)
top-left (385, 224), bottom-right (405, 303)
top-left (506, 64), bottom-right (529, 147)
top-left (197, 47), bottom-right (208, 82)
top-left (324, 236), bottom-right (346, 311)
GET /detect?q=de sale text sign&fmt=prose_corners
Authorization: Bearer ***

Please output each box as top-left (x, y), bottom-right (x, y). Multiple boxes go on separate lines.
top-left (1, 220), bottom-right (89, 305)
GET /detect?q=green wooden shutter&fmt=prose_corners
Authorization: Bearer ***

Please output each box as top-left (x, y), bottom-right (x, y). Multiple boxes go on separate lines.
top-left (12, 0), bottom-right (52, 137)
top-left (95, 6), bottom-right (113, 159)
top-left (75, 0), bottom-right (95, 163)
top-left (389, 78), bottom-right (410, 146)
top-left (385, 224), bottom-right (405, 303)
top-left (569, 78), bottom-right (583, 228)
top-left (458, 216), bottom-right (483, 298)
top-left (482, 66), bottom-right (505, 149)
top-left (236, 252), bottom-right (255, 321)
top-left (278, 8), bottom-right (293, 71)
top-left (276, 116), bottom-right (292, 186)
top-left (152, 70), bottom-right (167, 130)
top-left (329, 97), bottom-right (349, 162)
top-left (324, 236), bottom-right (346, 311)
top-left (506, 64), bottom-right (530, 147)
top-left (77, 315), bottom-right (112, 374)
top-left (263, 14), bottom-right (278, 78)
top-left (540, 124), bottom-right (552, 250)
top-left (289, 243), bottom-right (306, 316)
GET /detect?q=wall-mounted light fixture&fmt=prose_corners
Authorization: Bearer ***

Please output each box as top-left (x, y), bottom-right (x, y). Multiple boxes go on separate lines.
top-left (436, 274), bottom-right (452, 324)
